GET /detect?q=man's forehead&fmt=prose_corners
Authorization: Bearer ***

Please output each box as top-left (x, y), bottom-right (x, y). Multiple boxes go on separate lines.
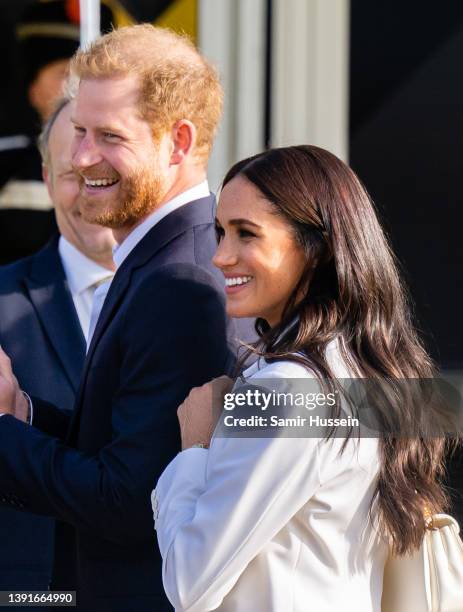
top-left (72, 76), bottom-right (142, 125)
top-left (76, 75), bottom-right (140, 105)
top-left (49, 103), bottom-right (74, 154)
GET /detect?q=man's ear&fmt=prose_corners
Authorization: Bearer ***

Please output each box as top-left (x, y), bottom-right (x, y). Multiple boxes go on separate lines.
top-left (170, 120), bottom-right (196, 165)
top-left (28, 81), bottom-right (39, 114)
top-left (42, 164), bottom-right (53, 200)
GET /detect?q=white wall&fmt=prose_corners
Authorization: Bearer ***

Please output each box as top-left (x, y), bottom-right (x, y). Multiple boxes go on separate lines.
top-left (198, 0), bottom-right (350, 190)
top-left (271, 0), bottom-right (350, 160)
top-left (199, 0), bottom-right (266, 191)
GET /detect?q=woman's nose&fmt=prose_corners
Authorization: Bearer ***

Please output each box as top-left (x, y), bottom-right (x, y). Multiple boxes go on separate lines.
top-left (212, 237), bottom-right (239, 269)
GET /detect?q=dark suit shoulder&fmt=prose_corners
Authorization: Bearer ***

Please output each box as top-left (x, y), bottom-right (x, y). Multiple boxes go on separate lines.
top-left (0, 253), bottom-right (34, 285)
top-left (122, 261), bottom-right (228, 339)
top-left (136, 260), bottom-right (222, 289)
top-left (0, 238), bottom-right (61, 290)
top-left (118, 259), bottom-right (234, 381)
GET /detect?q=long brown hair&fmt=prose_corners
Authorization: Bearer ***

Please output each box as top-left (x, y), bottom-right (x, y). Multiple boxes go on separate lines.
top-left (223, 145), bottom-right (453, 555)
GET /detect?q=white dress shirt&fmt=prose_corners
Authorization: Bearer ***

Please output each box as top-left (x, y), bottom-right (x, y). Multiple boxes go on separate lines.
top-left (153, 340), bottom-right (388, 612)
top-left (86, 180), bottom-right (210, 348)
top-left (58, 237), bottom-right (114, 341)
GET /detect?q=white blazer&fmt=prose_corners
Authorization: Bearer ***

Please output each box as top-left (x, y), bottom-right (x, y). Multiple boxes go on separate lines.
top-left (153, 340), bottom-right (388, 611)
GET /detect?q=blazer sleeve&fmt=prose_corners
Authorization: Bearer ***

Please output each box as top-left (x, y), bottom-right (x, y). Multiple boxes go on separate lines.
top-left (153, 369), bottom-right (327, 612)
top-left (31, 398), bottom-right (73, 440)
top-left (0, 264), bottom-right (234, 544)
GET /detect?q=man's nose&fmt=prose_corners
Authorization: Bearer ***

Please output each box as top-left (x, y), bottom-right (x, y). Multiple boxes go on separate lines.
top-left (212, 237), bottom-right (239, 269)
top-left (71, 134), bottom-right (103, 170)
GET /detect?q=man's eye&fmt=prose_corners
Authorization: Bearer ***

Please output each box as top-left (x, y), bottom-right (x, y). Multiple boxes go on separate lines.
top-left (74, 126), bottom-right (85, 136)
top-left (103, 132), bottom-right (120, 140)
top-left (215, 226), bottom-right (224, 242)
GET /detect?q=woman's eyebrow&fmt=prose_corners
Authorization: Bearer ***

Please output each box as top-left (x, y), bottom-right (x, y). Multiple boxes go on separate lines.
top-left (228, 218), bottom-right (261, 228)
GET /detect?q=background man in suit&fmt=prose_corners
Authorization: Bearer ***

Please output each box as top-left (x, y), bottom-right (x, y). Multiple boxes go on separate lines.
top-left (0, 99), bottom-right (115, 591)
top-left (0, 25), bottom-right (237, 611)
top-left (0, 0), bottom-right (119, 264)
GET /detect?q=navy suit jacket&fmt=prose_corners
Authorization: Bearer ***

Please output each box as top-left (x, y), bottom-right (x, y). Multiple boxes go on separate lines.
top-left (0, 237), bottom-right (85, 589)
top-left (0, 196), bottom-right (236, 611)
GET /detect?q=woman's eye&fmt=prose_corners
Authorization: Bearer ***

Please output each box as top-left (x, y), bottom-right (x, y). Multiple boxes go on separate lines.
top-left (74, 126), bottom-right (85, 136)
top-left (238, 229), bottom-right (255, 239)
top-left (104, 132), bottom-right (119, 140)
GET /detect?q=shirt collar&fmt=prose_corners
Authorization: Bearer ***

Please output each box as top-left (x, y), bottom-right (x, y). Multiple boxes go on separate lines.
top-left (113, 180), bottom-right (210, 269)
top-left (241, 317), bottom-right (300, 378)
top-left (58, 236), bottom-right (114, 295)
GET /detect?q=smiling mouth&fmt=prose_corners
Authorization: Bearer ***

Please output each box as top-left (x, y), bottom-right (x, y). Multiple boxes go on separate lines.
top-left (83, 177), bottom-right (119, 188)
top-left (225, 275), bottom-right (253, 287)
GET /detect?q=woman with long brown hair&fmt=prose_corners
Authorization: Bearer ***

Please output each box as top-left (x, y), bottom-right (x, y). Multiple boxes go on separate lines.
top-left (152, 145), bottom-right (450, 611)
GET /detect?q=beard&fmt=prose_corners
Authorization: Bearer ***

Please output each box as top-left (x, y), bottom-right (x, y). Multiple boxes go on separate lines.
top-left (78, 165), bottom-right (167, 230)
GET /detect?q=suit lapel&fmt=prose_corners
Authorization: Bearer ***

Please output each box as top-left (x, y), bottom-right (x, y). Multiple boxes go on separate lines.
top-left (85, 194), bottom-right (216, 367)
top-left (24, 238), bottom-right (86, 392)
top-left (70, 195), bottom-right (216, 434)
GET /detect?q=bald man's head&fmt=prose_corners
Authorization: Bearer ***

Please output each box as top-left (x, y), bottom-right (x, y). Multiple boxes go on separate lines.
top-left (70, 24), bottom-right (223, 165)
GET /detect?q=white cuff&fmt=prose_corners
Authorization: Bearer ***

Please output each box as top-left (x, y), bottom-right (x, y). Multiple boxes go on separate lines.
top-left (152, 448), bottom-right (208, 535)
top-left (22, 391), bottom-right (33, 425)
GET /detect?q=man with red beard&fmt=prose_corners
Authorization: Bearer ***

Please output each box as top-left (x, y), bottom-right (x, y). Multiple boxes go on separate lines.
top-left (0, 25), bottom-right (238, 612)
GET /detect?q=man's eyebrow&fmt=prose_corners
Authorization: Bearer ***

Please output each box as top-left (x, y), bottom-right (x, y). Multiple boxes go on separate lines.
top-left (69, 118), bottom-right (123, 133)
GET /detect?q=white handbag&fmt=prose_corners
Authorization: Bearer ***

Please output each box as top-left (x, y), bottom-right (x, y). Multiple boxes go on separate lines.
top-left (382, 514), bottom-right (463, 612)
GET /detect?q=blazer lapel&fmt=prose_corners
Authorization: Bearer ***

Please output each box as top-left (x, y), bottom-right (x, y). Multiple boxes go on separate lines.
top-left (24, 238), bottom-right (86, 392)
top-left (72, 195), bottom-right (217, 422)
top-left (85, 194), bottom-right (216, 367)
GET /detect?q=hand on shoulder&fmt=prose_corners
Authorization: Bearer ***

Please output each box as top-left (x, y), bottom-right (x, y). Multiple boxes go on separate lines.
top-left (178, 376), bottom-right (234, 449)
top-left (0, 347), bottom-right (29, 422)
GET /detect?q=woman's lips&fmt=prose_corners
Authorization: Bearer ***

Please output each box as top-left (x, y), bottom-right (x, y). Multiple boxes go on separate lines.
top-left (224, 277), bottom-right (253, 294)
